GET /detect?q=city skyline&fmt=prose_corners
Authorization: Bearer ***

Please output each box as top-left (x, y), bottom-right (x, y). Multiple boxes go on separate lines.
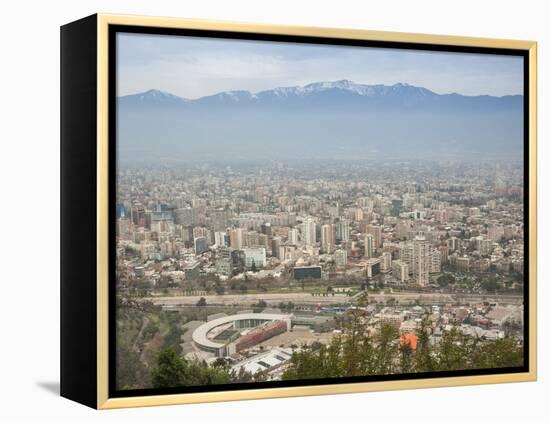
top-left (114, 31), bottom-right (526, 392)
top-left (115, 158), bottom-right (525, 390)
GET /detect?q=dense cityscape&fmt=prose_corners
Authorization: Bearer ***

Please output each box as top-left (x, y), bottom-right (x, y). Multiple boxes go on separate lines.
top-left (115, 159), bottom-right (525, 390)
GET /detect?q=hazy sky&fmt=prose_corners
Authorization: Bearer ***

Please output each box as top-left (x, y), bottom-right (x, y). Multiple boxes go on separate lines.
top-left (117, 32), bottom-right (523, 99)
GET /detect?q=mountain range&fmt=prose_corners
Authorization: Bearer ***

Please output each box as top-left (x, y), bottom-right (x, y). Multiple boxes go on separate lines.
top-left (117, 80), bottom-right (523, 161)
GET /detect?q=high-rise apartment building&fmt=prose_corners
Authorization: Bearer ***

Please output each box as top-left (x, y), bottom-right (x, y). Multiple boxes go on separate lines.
top-left (336, 219), bottom-right (350, 242)
top-left (412, 235), bottom-right (430, 286)
top-left (367, 224), bottom-right (382, 248)
top-left (302, 218), bottom-right (316, 246)
top-left (381, 251), bottom-right (392, 271)
top-left (229, 228), bottom-right (245, 249)
top-left (392, 260), bottom-right (409, 283)
top-left (321, 223), bottom-right (336, 253)
top-left (365, 233), bottom-right (375, 258)
top-left (288, 228), bottom-right (299, 245)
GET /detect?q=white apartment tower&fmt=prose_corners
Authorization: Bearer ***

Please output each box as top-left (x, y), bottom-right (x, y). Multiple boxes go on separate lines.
top-left (412, 235), bottom-right (430, 286)
top-left (302, 218), bottom-right (316, 247)
top-left (288, 228), bottom-right (299, 245)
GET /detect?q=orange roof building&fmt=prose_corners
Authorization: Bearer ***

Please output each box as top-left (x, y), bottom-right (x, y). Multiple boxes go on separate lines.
top-left (400, 333), bottom-right (418, 351)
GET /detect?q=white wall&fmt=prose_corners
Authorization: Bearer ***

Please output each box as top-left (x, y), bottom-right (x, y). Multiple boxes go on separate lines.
top-left (1, 0), bottom-right (546, 421)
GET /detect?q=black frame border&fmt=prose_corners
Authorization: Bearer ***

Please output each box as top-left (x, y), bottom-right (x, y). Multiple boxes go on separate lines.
top-left (107, 24), bottom-right (531, 399)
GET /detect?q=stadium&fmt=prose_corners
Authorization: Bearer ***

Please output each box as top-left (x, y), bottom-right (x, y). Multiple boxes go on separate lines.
top-left (191, 313), bottom-right (293, 357)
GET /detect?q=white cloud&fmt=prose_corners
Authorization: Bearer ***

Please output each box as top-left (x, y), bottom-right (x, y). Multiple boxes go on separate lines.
top-left (117, 32), bottom-right (523, 98)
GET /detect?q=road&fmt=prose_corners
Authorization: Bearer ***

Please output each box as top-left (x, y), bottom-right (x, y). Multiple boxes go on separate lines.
top-left (149, 291), bottom-right (524, 307)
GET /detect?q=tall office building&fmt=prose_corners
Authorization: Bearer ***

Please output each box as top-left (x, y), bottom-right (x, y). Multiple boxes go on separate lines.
top-left (367, 224), bottom-right (382, 248)
top-left (194, 236), bottom-right (208, 255)
top-left (364, 233), bottom-right (375, 258)
top-left (130, 204), bottom-right (146, 227)
top-left (366, 258), bottom-right (381, 278)
top-left (272, 236), bottom-right (282, 259)
top-left (391, 199), bottom-right (403, 217)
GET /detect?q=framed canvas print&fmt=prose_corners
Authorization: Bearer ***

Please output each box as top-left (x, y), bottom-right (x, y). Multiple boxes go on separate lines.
top-left (60, 14), bottom-right (537, 409)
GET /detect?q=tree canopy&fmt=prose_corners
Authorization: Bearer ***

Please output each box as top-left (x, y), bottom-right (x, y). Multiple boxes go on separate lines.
top-left (151, 348), bottom-right (231, 388)
top-left (282, 318), bottom-right (522, 381)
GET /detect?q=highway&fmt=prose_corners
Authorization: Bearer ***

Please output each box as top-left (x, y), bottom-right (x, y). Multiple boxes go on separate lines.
top-left (148, 291), bottom-right (524, 307)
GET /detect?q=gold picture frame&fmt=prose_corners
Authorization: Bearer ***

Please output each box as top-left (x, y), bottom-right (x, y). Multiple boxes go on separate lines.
top-left (60, 13), bottom-right (537, 409)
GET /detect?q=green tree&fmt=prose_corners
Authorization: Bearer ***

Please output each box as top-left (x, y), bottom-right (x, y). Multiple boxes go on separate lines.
top-left (471, 337), bottom-right (523, 369)
top-left (282, 345), bottom-right (324, 380)
top-left (151, 348), bottom-right (231, 388)
top-left (188, 361), bottom-right (231, 385)
top-left (341, 297), bottom-right (369, 376)
top-left (163, 324), bottom-right (184, 354)
top-left (232, 367), bottom-right (254, 383)
top-left (142, 320), bottom-right (159, 341)
top-left (374, 323), bottom-right (399, 374)
top-left (399, 340), bottom-right (414, 374)
top-left (253, 300), bottom-right (267, 313)
top-left (151, 348), bottom-right (188, 388)
top-left (482, 274), bottom-right (498, 292)
top-left (415, 318), bottom-right (436, 372)
top-left (116, 342), bottom-right (149, 390)
top-left (437, 274), bottom-right (456, 287)
top-left (280, 296), bottom-right (523, 382)
top-left (436, 328), bottom-right (474, 371)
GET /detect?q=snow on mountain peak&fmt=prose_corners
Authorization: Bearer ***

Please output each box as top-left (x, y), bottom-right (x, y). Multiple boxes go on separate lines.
top-left (125, 80), bottom-right (440, 105)
top-left (143, 89), bottom-right (175, 98)
top-left (215, 90), bottom-right (258, 102)
top-left (303, 79), bottom-right (365, 93)
top-left (138, 89), bottom-right (188, 102)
